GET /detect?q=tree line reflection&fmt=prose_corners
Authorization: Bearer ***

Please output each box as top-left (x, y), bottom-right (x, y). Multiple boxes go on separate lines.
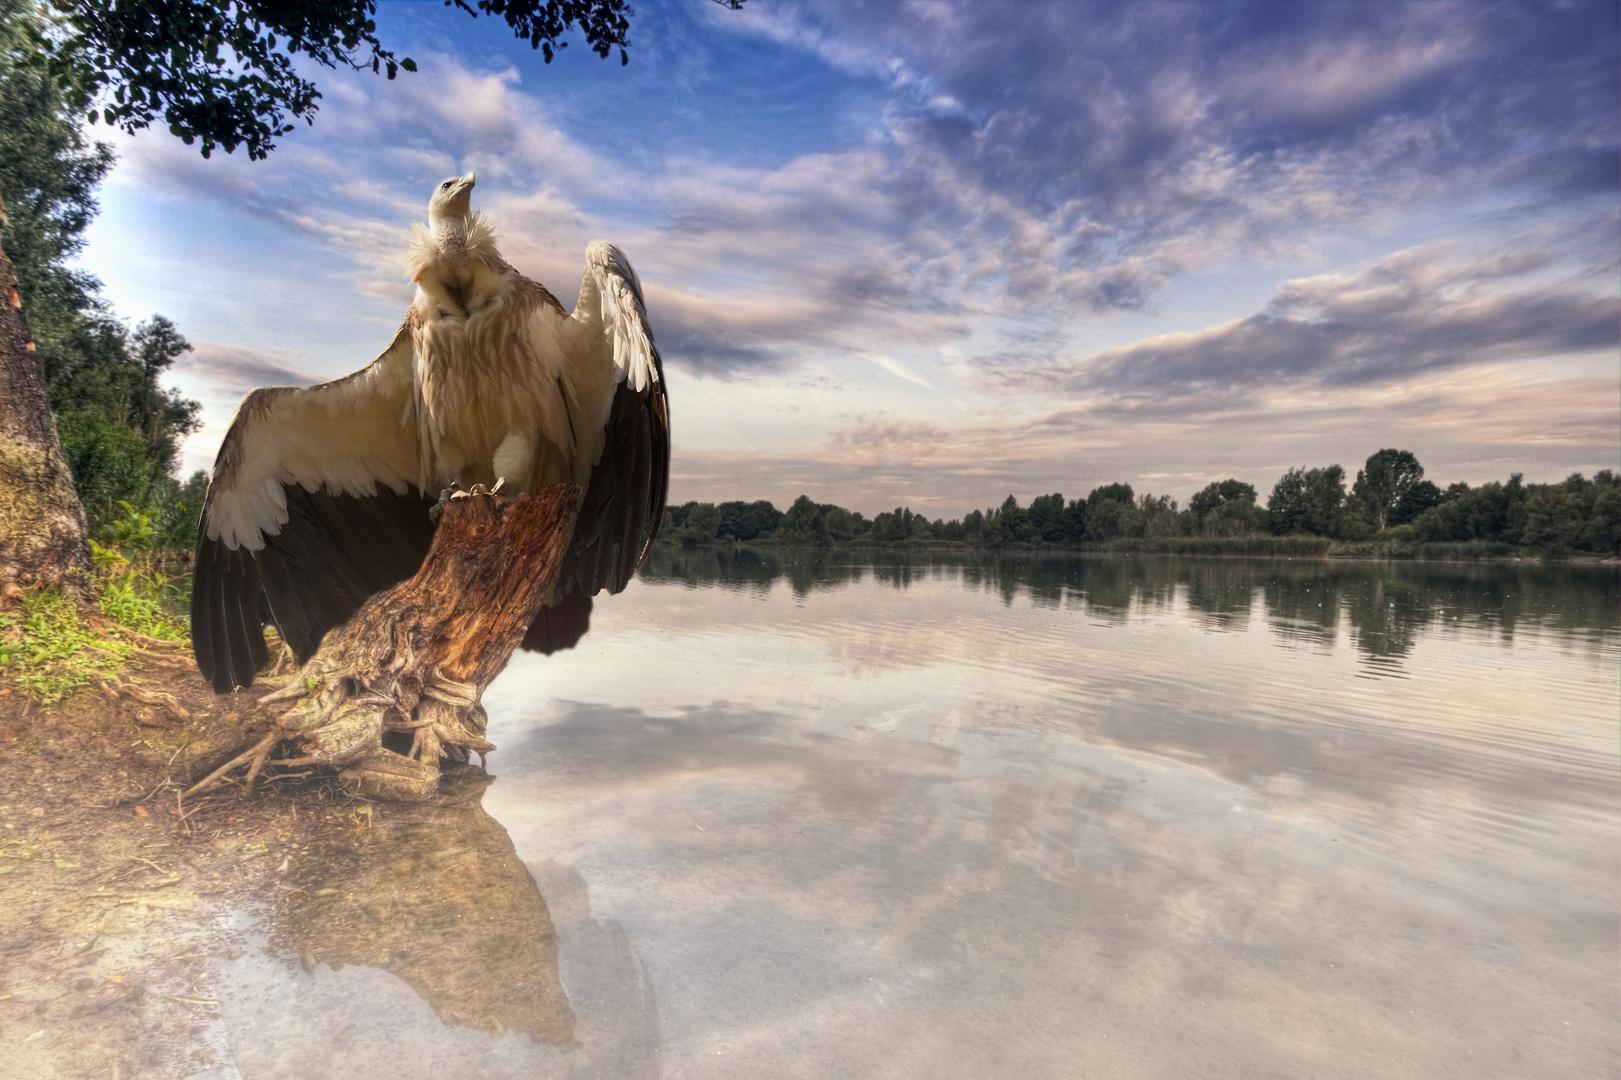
top-left (640, 547), bottom-right (1618, 661)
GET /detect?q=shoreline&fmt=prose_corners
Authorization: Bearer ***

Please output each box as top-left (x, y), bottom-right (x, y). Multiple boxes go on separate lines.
top-left (654, 539), bottom-right (1620, 565)
top-left (0, 639), bottom-right (370, 1078)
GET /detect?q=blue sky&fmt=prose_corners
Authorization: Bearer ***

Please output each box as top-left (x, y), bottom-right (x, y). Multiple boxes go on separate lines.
top-left (80, 1), bottom-right (1618, 516)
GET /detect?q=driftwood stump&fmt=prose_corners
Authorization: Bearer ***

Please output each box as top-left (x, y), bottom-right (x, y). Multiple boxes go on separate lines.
top-left (190, 485), bottom-right (579, 801)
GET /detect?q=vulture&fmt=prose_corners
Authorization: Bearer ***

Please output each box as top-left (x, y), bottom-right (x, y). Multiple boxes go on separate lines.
top-left (191, 173), bottom-right (669, 693)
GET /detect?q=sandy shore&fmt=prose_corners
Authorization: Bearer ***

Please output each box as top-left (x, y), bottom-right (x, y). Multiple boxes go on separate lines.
top-left (0, 649), bottom-right (353, 1078)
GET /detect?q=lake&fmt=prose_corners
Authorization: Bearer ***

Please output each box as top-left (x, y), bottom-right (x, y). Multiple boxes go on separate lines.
top-left (216, 552), bottom-right (1619, 1079)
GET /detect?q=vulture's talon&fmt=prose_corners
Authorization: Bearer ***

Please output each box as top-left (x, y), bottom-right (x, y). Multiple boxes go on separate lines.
top-left (443, 479), bottom-right (505, 507)
top-left (429, 477), bottom-right (508, 520)
top-left (428, 481), bottom-right (468, 521)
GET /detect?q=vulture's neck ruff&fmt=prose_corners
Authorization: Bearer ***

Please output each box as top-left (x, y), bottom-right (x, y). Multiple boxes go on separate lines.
top-left (408, 212), bottom-right (504, 319)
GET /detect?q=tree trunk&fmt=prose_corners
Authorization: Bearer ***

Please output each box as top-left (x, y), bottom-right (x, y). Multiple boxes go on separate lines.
top-left (0, 195), bottom-right (91, 598)
top-left (189, 485), bottom-right (580, 800)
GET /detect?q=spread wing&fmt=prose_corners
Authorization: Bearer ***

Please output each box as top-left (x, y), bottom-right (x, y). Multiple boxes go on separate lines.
top-left (191, 325), bottom-right (435, 692)
top-left (550, 241), bottom-right (671, 601)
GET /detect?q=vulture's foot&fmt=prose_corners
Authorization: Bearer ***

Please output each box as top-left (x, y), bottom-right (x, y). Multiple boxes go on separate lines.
top-left (428, 477), bottom-right (507, 521)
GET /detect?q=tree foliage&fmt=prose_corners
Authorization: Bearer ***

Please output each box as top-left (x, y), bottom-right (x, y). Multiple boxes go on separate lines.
top-left (1190, 479), bottom-right (1259, 536)
top-left (1411, 472), bottom-right (1619, 556)
top-left (775, 495), bottom-right (832, 547)
top-left (656, 458), bottom-right (1619, 559)
top-left (27, 0), bottom-right (742, 161)
top-left (1353, 448), bottom-right (1425, 531)
top-left (1, 4), bottom-right (203, 543)
top-left (985, 494), bottom-right (1032, 545)
top-left (1267, 465), bottom-right (1356, 539)
top-left (1085, 483), bottom-right (1136, 542)
top-left (1026, 493), bottom-right (1062, 542)
top-left (1137, 493), bottom-right (1181, 539)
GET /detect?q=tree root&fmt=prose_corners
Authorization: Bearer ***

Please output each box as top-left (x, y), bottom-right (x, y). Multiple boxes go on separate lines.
top-left (182, 487), bottom-right (577, 801)
top-left (183, 732), bottom-right (279, 798)
top-left (109, 679), bottom-right (192, 721)
top-left (264, 640), bottom-right (297, 678)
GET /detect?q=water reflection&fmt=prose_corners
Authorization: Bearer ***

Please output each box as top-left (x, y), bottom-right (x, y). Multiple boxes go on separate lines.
top-left (485, 551), bottom-right (1620, 1080)
top-left (273, 767), bottom-right (576, 1047)
top-left (214, 552), bottom-right (1617, 1079)
top-left (643, 546), bottom-right (1619, 663)
top-left (216, 769), bottom-right (662, 1078)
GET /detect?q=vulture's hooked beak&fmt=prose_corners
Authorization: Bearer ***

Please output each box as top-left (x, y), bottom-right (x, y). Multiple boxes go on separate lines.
top-left (429, 172), bottom-right (478, 230)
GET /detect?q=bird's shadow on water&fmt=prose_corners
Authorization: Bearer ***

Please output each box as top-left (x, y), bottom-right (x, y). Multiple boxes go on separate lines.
top-left (272, 767), bottom-right (578, 1047)
top-left (215, 766), bottom-right (660, 1079)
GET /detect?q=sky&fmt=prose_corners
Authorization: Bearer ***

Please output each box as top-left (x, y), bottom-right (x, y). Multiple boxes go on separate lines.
top-left (78, 0), bottom-right (1619, 518)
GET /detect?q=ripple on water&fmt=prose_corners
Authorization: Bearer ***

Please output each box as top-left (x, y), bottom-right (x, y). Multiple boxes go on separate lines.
top-left (218, 554), bottom-right (1617, 1080)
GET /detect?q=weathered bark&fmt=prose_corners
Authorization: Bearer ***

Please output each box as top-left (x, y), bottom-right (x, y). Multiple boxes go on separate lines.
top-left (189, 484), bottom-right (579, 800)
top-left (0, 195), bottom-right (92, 597)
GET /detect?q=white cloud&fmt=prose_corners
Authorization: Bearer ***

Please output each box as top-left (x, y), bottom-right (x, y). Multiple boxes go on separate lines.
top-left (83, 5), bottom-right (1618, 507)
top-left (983, 221), bottom-right (1620, 403)
top-left (866, 354), bottom-right (933, 391)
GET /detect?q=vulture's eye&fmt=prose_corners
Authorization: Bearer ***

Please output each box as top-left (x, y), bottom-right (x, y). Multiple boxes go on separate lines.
top-left (440, 181), bottom-right (452, 190)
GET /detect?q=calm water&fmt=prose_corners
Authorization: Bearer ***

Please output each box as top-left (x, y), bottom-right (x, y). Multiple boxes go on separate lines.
top-left (218, 553), bottom-right (1619, 1079)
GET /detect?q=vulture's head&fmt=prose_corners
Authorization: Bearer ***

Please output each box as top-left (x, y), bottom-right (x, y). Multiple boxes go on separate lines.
top-left (428, 172), bottom-right (476, 232)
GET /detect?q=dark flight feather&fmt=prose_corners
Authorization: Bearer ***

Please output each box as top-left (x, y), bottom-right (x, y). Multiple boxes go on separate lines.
top-left (191, 241), bottom-right (669, 692)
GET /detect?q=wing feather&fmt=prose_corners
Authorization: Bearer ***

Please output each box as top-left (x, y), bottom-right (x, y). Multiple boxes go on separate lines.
top-left (520, 589), bottom-right (594, 655)
top-left (190, 538), bottom-right (220, 684)
top-left (202, 324), bottom-right (419, 551)
top-left (223, 549), bottom-right (270, 687)
top-left (549, 241), bottom-right (671, 605)
top-left (252, 544), bottom-right (314, 659)
top-left (192, 325), bottom-right (436, 692)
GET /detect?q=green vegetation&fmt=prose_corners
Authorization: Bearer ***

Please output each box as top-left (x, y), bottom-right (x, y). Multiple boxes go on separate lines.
top-left (1, 497), bottom-right (189, 703)
top-left (662, 450), bottom-right (1620, 561)
top-left (0, 585), bottom-right (129, 703)
top-left (0, 557), bottom-right (188, 703)
top-left (87, 503), bottom-right (191, 638)
top-left (1, 2), bottom-right (207, 542)
top-left (0, 12), bottom-right (198, 703)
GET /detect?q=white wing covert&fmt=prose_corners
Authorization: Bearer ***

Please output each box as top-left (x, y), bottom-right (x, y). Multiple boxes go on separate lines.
top-left (191, 326), bottom-right (438, 692)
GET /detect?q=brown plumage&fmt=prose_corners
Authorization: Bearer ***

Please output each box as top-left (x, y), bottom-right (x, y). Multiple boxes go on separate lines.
top-left (191, 173), bottom-right (669, 693)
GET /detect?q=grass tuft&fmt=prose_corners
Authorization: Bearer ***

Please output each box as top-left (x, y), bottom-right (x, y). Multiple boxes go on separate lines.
top-left (0, 552), bottom-right (191, 704)
top-left (0, 588), bottom-right (132, 704)
top-left (96, 566), bottom-right (189, 640)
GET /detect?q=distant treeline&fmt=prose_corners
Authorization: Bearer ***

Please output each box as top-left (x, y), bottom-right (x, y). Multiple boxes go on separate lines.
top-left (661, 449), bottom-right (1621, 559)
